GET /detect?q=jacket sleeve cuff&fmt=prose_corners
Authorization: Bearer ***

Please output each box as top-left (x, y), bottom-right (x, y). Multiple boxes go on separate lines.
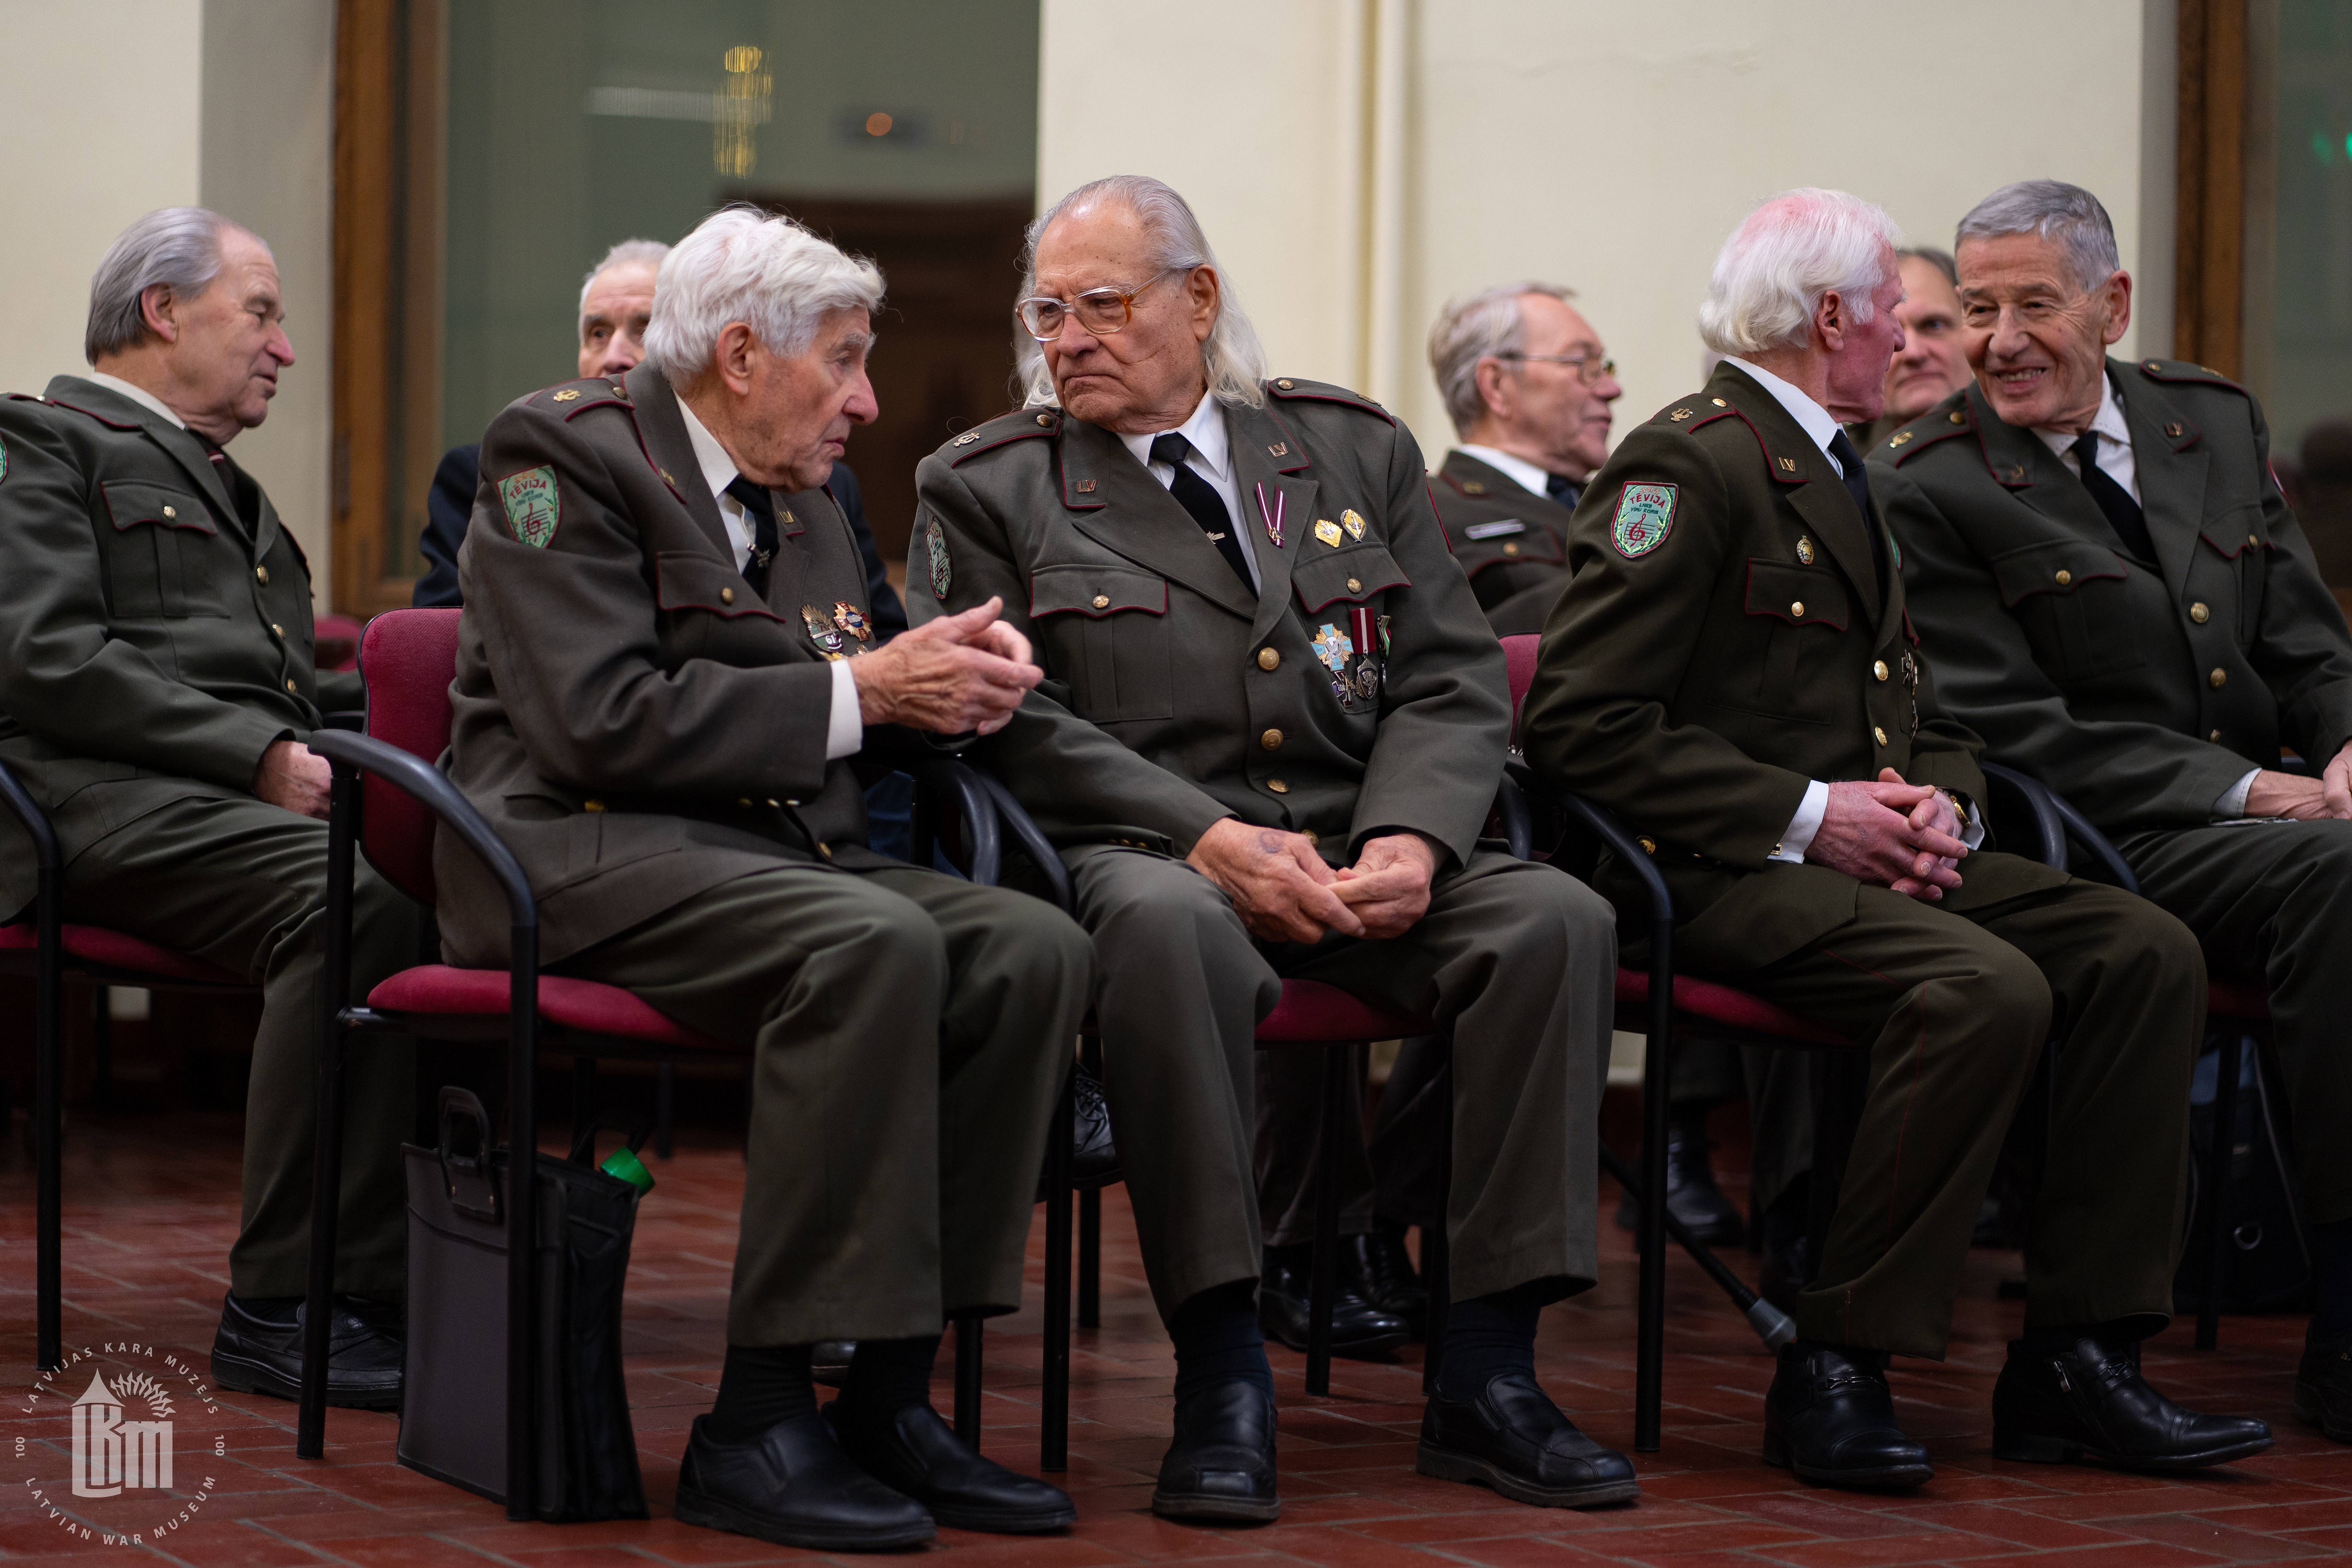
top-left (1772, 780), bottom-right (1829, 863)
top-left (825, 658), bottom-right (864, 762)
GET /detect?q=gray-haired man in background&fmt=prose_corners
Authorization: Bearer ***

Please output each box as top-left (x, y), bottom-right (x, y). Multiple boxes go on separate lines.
top-left (0, 207), bottom-right (423, 1407)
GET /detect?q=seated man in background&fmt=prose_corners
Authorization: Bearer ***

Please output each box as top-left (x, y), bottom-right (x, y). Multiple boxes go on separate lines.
top-left (442, 204), bottom-right (1090, 1550)
top-left (0, 207), bottom-right (422, 1409)
top-left (1425, 281), bottom-right (1622, 636)
top-left (921, 175), bottom-right (1629, 1521)
top-left (1881, 179), bottom-right (2352, 1443)
top-left (1524, 186), bottom-right (2268, 1489)
top-left (1849, 247), bottom-right (1974, 449)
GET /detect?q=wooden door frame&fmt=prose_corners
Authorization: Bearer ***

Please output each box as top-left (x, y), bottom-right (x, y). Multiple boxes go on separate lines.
top-left (2176, 0), bottom-right (2249, 375)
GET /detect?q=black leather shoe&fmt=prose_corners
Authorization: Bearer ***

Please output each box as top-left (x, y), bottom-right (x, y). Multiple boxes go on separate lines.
top-left (827, 1401), bottom-right (1075, 1533)
top-left (1153, 1379), bottom-right (1280, 1523)
top-left (1034, 1064), bottom-right (1120, 1201)
top-left (2296, 1328), bottom-right (2352, 1442)
top-left (674, 1411), bottom-right (935, 1551)
top-left (1350, 1223), bottom-right (1428, 1339)
top-left (1762, 1341), bottom-right (1932, 1489)
top-left (210, 1292), bottom-right (401, 1410)
top-left (1615, 1109), bottom-right (1745, 1247)
top-left (1417, 1370), bottom-right (1639, 1508)
top-left (1993, 1335), bottom-right (2272, 1470)
top-left (1260, 1244), bottom-right (1408, 1359)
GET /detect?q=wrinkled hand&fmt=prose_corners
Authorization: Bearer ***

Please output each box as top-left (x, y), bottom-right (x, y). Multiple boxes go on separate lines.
top-left (256, 738), bottom-right (333, 820)
top-left (1330, 832), bottom-right (1438, 940)
top-left (2249, 767), bottom-right (2331, 820)
top-left (850, 597), bottom-right (1041, 735)
top-left (1186, 817), bottom-right (1365, 943)
top-left (1806, 768), bottom-right (1968, 902)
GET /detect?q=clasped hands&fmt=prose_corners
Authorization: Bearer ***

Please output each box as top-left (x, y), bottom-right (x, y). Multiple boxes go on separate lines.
top-left (1806, 768), bottom-right (1969, 903)
top-left (2242, 742), bottom-right (2352, 820)
top-left (1186, 818), bottom-right (1437, 943)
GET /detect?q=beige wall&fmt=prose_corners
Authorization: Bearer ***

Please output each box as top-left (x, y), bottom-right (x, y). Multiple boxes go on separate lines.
top-left (1039, 0), bottom-right (2172, 460)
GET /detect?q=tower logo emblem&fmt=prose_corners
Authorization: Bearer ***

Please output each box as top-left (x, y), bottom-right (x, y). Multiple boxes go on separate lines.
top-left (71, 1369), bottom-right (174, 1497)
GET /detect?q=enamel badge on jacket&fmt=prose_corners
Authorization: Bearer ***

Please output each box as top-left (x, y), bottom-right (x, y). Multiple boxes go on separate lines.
top-left (500, 467), bottom-right (560, 547)
top-left (1611, 482), bottom-right (1675, 558)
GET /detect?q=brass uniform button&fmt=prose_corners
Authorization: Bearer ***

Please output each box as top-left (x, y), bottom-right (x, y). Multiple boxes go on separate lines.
top-left (1300, 829), bottom-right (1318, 846)
top-left (2210, 729), bottom-right (2222, 742)
top-left (1501, 542), bottom-right (1519, 557)
top-left (1873, 725), bottom-right (1889, 746)
top-left (2055, 569), bottom-right (2072, 586)
top-left (1266, 779), bottom-right (1289, 794)
top-left (817, 842), bottom-right (833, 859)
top-left (1790, 601), bottom-right (1805, 618)
top-left (720, 587), bottom-right (734, 604)
top-left (1637, 835), bottom-right (1657, 855)
top-left (2210, 667), bottom-right (2228, 688)
top-left (737, 798), bottom-right (753, 808)
top-left (1711, 397), bottom-right (1726, 407)
top-left (1260, 729), bottom-right (1283, 751)
top-left (1346, 577), bottom-right (1362, 593)
top-left (1873, 660), bottom-right (1889, 682)
top-left (1257, 648), bottom-right (1280, 671)
top-left (284, 678), bottom-right (297, 693)
top-left (1092, 594), bottom-right (1111, 609)
top-left (1276, 378), bottom-right (1295, 390)
top-left (2249, 533), bottom-right (2260, 547)
top-left (1036, 413), bottom-right (1053, 427)
top-left (583, 799), bottom-right (606, 813)
top-left (162, 505), bottom-right (176, 518)
top-left (270, 622), bottom-right (284, 639)
top-left (1948, 410), bottom-right (1966, 424)
top-left (255, 565), bottom-right (269, 584)
top-left (2190, 602), bottom-right (2210, 624)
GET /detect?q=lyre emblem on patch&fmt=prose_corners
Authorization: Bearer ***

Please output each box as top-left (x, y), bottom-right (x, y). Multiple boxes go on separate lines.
top-left (1668, 408), bottom-right (1692, 422)
top-left (1889, 431), bottom-right (1913, 447)
top-left (952, 431), bottom-right (979, 446)
top-left (551, 389), bottom-right (581, 402)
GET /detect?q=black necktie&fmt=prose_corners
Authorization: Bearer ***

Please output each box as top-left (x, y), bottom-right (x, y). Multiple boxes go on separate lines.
top-left (1149, 432), bottom-right (1252, 587)
top-left (723, 475), bottom-right (780, 597)
top-left (1826, 428), bottom-right (1888, 586)
top-left (201, 442), bottom-right (260, 531)
top-left (2075, 430), bottom-right (2157, 563)
top-left (1544, 472), bottom-right (1582, 508)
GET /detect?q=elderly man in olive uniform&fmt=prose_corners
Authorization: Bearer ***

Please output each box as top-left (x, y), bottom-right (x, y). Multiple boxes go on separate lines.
top-left (443, 205), bottom-right (1090, 1551)
top-left (916, 175), bottom-right (1625, 1521)
top-left (1523, 187), bottom-right (2267, 1489)
top-left (0, 209), bottom-right (422, 1408)
top-left (1424, 282), bottom-right (1623, 637)
top-left (1880, 179), bottom-right (2352, 1444)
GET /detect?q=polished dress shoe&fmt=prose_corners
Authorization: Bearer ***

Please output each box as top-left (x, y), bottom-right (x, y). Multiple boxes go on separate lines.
top-left (1350, 1223), bottom-right (1428, 1339)
top-left (827, 1401), bottom-right (1075, 1532)
top-left (1614, 1109), bottom-right (1745, 1247)
top-left (1763, 1341), bottom-right (1932, 1489)
top-left (674, 1411), bottom-right (935, 1551)
top-left (210, 1292), bottom-right (401, 1410)
top-left (1993, 1335), bottom-right (2272, 1469)
top-left (1417, 1370), bottom-right (1639, 1508)
top-left (1033, 1064), bottom-right (1121, 1201)
top-left (1260, 1244), bottom-right (1408, 1359)
top-left (1153, 1379), bottom-right (1280, 1523)
top-left (2296, 1328), bottom-right (2352, 1442)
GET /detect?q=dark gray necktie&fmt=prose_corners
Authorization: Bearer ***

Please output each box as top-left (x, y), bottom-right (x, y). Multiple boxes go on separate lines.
top-left (1544, 472), bottom-right (1582, 508)
top-left (1826, 428), bottom-right (1888, 586)
top-left (2075, 430), bottom-right (2157, 563)
top-left (1148, 432), bottom-right (1251, 586)
top-left (723, 476), bottom-right (779, 597)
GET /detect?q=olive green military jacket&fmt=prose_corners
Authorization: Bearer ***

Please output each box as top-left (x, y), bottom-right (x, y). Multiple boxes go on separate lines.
top-left (440, 361), bottom-right (891, 968)
top-left (1519, 360), bottom-right (2065, 967)
top-left (1874, 359), bottom-right (2352, 832)
top-left (0, 375), bottom-right (356, 918)
top-left (1429, 448), bottom-right (1575, 635)
top-left (912, 380), bottom-right (1509, 869)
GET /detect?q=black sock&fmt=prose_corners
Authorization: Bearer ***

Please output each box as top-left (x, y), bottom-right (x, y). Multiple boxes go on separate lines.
top-left (708, 1343), bottom-right (816, 1442)
top-left (1436, 1278), bottom-right (1554, 1402)
top-left (1170, 1280), bottom-right (1272, 1402)
top-left (836, 1333), bottom-right (942, 1423)
top-left (231, 1294), bottom-right (302, 1325)
top-left (2311, 1218), bottom-right (2352, 1342)
top-left (2014, 1319), bottom-right (2139, 1359)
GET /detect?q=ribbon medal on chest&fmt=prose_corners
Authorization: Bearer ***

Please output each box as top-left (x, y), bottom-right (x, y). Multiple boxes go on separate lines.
top-left (802, 605), bottom-right (848, 660)
top-left (832, 602), bottom-right (873, 652)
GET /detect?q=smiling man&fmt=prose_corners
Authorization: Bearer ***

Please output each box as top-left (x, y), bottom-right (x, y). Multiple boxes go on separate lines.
top-left (1878, 179), bottom-right (2352, 1444)
top-left (1854, 248), bottom-right (1974, 449)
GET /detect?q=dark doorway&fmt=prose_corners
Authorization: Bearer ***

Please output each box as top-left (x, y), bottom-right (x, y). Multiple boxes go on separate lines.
top-left (757, 195), bottom-right (1034, 568)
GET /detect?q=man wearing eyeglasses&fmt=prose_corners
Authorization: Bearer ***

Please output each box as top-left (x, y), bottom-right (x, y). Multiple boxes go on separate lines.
top-left (1425, 283), bottom-right (1623, 637)
top-left (1881, 180), bottom-right (2352, 1444)
top-left (915, 175), bottom-right (1627, 1521)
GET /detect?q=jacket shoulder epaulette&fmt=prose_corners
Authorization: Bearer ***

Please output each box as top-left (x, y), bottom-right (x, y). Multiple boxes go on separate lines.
top-left (1885, 399), bottom-right (1977, 466)
top-left (36, 394), bottom-right (141, 432)
top-left (2132, 357), bottom-right (2251, 398)
top-left (943, 406), bottom-right (1065, 467)
top-left (527, 376), bottom-right (634, 420)
top-left (1263, 377), bottom-right (1395, 426)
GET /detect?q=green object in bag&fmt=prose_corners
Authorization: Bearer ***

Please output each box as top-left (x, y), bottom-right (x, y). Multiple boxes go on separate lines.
top-left (600, 1145), bottom-right (655, 1195)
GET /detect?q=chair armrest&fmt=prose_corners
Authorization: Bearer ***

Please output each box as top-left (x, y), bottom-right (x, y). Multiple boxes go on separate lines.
top-left (967, 768), bottom-right (1073, 912)
top-left (1556, 790), bottom-right (1675, 927)
top-left (306, 731), bottom-right (539, 932)
top-left (1978, 762), bottom-right (2066, 870)
top-left (0, 756), bottom-right (61, 879)
top-left (910, 759), bottom-right (1002, 889)
top-left (1494, 769), bottom-right (1535, 862)
top-left (1978, 759), bottom-right (2139, 896)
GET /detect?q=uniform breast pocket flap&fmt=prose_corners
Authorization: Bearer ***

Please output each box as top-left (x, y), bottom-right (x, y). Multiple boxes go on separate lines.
top-left (1293, 545), bottom-right (1410, 613)
top-left (1455, 523), bottom-right (1564, 577)
top-left (1028, 563), bottom-right (1171, 722)
top-left (2199, 505), bottom-right (2268, 559)
top-left (654, 551), bottom-right (774, 618)
top-left (1988, 538), bottom-right (2127, 605)
top-left (1743, 560), bottom-right (1849, 629)
top-left (1989, 538), bottom-right (2141, 681)
top-left (99, 480), bottom-right (220, 619)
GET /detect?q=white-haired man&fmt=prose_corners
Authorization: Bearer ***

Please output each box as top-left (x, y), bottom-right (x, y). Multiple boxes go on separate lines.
top-left (917, 175), bottom-right (1628, 1521)
top-left (1882, 179), bottom-right (2352, 1443)
top-left (439, 204), bottom-right (1091, 1550)
top-left (1425, 283), bottom-right (1624, 636)
top-left (0, 208), bottom-right (425, 1406)
top-left (1521, 188), bottom-right (2268, 1488)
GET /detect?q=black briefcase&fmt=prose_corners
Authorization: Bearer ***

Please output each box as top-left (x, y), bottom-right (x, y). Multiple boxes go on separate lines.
top-left (2174, 1037), bottom-right (2312, 1316)
top-left (397, 1089), bottom-right (651, 1521)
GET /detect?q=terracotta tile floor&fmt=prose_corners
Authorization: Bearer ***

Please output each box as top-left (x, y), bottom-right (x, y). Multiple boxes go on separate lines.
top-left (2, 1110), bottom-right (2346, 1565)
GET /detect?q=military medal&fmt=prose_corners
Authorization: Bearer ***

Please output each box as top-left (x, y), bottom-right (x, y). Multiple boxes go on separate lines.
top-left (1349, 605), bottom-right (1383, 704)
top-left (1314, 518), bottom-right (1343, 548)
top-left (1310, 622), bottom-right (1356, 703)
top-left (802, 605), bottom-right (848, 660)
top-left (1342, 508), bottom-right (1367, 541)
top-left (833, 602), bottom-right (872, 648)
top-left (1796, 536), bottom-right (1815, 564)
top-left (1254, 481), bottom-right (1285, 547)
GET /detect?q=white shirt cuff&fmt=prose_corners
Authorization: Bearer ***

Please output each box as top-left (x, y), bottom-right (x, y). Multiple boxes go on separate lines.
top-left (2216, 767), bottom-right (2259, 820)
top-left (1957, 796), bottom-right (1987, 850)
top-left (825, 658), bottom-right (864, 761)
top-left (1772, 780), bottom-right (1830, 863)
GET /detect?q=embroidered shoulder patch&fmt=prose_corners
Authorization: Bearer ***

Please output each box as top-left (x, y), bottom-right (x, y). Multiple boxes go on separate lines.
top-left (499, 467), bottom-right (560, 548)
top-left (925, 512), bottom-right (952, 598)
top-left (1611, 482), bottom-right (1676, 558)
top-left (0, 435), bottom-right (9, 484)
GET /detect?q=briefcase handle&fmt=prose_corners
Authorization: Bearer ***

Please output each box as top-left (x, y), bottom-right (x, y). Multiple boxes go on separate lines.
top-left (437, 1086), bottom-right (501, 1223)
top-left (567, 1106), bottom-right (655, 1169)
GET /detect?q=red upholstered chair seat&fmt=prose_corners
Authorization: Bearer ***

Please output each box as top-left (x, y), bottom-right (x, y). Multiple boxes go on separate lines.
top-left (358, 608), bottom-right (464, 906)
top-left (1256, 977), bottom-right (1434, 1043)
top-left (0, 922), bottom-right (244, 985)
top-left (367, 965), bottom-right (737, 1052)
top-left (1613, 967), bottom-right (1848, 1047)
top-left (2206, 978), bottom-right (2270, 1022)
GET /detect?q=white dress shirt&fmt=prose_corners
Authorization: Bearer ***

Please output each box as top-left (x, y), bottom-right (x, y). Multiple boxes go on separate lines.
top-left (676, 393), bottom-right (863, 762)
top-left (1724, 360), bottom-right (1985, 863)
top-left (2033, 370), bottom-right (2139, 505)
top-left (86, 372), bottom-right (186, 429)
top-left (1121, 394), bottom-right (1259, 591)
top-left (1456, 443), bottom-right (1562, 502)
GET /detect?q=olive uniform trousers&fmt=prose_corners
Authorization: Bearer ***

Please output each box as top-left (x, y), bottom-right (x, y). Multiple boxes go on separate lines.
top-left (56, 794), bottom-right (423, 1300)
top-left (1073, 844), bottom-right (1613, 1320)
top-left (553, 862), bottom-right (1088, 1346)
top-left (1681, 868), bottom-right (2203, 1358)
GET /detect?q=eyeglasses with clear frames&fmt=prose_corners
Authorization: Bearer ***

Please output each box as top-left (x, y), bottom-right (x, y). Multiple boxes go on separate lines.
top-left (1017, 266), bottom-right (1189, 342)
top-left (1493, 350), bottom-right (1617, 386)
